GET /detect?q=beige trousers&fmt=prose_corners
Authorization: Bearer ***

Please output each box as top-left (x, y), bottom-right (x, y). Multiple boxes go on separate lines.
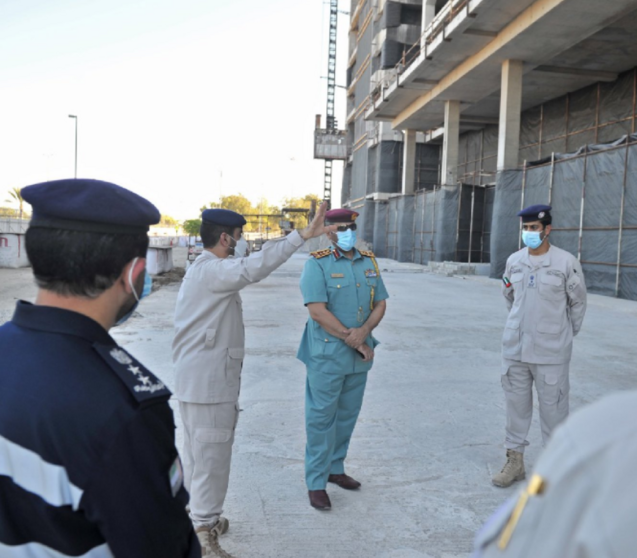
top-left (501, 359), bottom-right (570, 452)
top-left (180, 401), bottom-right (239, 528)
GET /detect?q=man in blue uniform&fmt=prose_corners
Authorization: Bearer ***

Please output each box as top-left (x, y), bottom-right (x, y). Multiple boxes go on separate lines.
top-left (297, 208), bottom-right (389, 510)
top-left (0, 179), bottom-right (199, 557)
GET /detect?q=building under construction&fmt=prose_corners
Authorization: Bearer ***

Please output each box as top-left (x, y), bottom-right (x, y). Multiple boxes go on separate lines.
top-left (338, 0), bottom-right (637, 300)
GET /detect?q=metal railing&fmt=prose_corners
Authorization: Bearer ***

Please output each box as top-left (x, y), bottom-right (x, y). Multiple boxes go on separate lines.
top-left (0, 218), bottom-right (29, 234)
top-left (369, 0), bottom-right (471, 107)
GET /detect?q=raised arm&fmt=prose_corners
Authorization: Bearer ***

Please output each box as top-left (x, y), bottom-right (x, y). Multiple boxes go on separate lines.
top-left (210, 202), bottom-right (337, 293)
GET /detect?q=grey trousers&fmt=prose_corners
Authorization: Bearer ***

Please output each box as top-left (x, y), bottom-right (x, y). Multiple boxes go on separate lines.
top-left (180, 401), bottom-right (239, 528)
top-left (501, 359), bottom-right (570, 452)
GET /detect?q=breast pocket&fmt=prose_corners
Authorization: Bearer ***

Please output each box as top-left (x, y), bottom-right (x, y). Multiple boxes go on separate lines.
top-left (327, 277), bottom-right (350, 291)
top-left (539, 273), bottom-right (564, 301)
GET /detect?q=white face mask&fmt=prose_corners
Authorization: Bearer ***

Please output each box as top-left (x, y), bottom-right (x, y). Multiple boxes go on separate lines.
top-left (234, 237), bottom-right (249, 258)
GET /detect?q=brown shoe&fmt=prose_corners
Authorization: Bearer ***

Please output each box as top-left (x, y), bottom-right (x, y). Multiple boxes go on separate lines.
top-left (328, 473), bottom-right (361, 490)
top-left (308, 489), bottom-right (332, 510)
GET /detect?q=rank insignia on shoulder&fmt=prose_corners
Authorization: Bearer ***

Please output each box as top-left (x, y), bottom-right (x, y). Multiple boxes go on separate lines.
top-left (310, 248), bottom-right (331, 259)
top-left (359, 250), bottom-right (375, 258)
top-left (94, 344), bottom-right (170, 405)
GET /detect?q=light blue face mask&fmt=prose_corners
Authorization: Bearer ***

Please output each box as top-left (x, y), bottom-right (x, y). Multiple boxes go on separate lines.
top-left (522, 230), bottom-right (544, 249)
top-left (336, 229), bottom-right (357, 251)
top-left (115, 257), bottom-right (152, 326)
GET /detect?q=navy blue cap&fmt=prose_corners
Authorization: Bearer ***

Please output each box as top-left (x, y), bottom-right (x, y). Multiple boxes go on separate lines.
top-left (21, 179), bottom-right (160, 234)
top-left (517, 204), bottom-right (552, 223)
top-left (202, 208), bottom-right (246, 227)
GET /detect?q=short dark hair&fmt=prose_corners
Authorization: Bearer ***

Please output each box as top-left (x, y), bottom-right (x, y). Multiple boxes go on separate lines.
top-left (200, 222), bottom-right (241, 248)
top-left (540, 214), bottom-right (553, 228)
top-left (26, 227), bottom-right (149, 298)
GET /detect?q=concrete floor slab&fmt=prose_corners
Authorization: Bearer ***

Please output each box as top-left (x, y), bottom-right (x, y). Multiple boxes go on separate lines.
top-left (2, 250), bottom-right (636, 557)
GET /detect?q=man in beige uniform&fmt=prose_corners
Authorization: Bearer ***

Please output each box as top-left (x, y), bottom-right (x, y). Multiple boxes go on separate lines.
top-left (493, 204), bottom-right (587, 488)
top-left (475, 390), bottom-right (637, 557)
top-left (172, 204), bottom-right (334, 556)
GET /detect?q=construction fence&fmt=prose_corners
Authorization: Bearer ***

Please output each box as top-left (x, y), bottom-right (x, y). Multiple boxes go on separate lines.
top-left (369, 183), bottom-right (494, 265)
top-left (491, 133), bottom-right (637, 300)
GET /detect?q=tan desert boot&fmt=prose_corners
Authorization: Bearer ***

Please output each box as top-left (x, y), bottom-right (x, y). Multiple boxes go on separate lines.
top-left (492, 449), bottom-right (525, 488)
top-left (196, 520), bottom-right (235, 558)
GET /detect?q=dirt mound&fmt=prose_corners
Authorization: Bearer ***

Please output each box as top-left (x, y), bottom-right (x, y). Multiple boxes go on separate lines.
top-left (151, 267), bottom-right (185, 291)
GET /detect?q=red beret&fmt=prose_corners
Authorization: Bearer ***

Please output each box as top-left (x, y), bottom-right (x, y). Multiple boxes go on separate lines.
top-left (324, 208), bottom-right (359, 223)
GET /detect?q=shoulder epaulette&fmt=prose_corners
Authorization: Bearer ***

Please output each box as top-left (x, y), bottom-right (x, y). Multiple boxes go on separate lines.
top-left (359, 250), bottom-right (376, 258)
top-left (310, 248), bottom-right (332, 259)
top-left (93, 344), bottom-right (171, 406)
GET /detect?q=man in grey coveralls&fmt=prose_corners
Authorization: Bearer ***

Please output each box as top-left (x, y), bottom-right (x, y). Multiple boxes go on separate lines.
top-left (492, 204), bottom-right (587, 488)
top-left (172, 203), bottom-right (334, 557)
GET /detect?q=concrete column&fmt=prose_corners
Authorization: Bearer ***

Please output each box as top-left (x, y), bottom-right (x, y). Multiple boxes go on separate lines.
top-left (402, 130), bottom-right (417, 195)
top-left (442, 100), bottom-right (460, 185)
top-left (497, 59), bottom-right (523, 170)
top-left (421, 0), bottom-right (437, 49)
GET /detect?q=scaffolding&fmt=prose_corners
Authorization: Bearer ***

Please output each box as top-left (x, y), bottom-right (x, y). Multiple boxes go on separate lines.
top-left (457, 68), bottom-right (637, 186)
top-left (324, 0), bottom-right (339, 204)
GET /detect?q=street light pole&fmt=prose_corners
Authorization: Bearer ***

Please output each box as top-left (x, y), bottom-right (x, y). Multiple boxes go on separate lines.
top-left (68, 115), bottom-right (78, 178)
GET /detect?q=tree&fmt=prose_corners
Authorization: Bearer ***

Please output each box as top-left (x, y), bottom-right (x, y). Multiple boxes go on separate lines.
top-left (281, 194), bottom-right (321, 229)
top-left (255, 197), bottom-right (281, 233)
top-left (201, 194), bottom-right (258, 231)
top-left (4, 187), bottom-right (24, 219)
top-left (182, 219), bottom-right (202, 237)
top-left (0, 207), bottom-right (19, 218)
top-left (159, 215), bottom-right (178, 227)
top-left (201, 194), bottom-right (255, 216)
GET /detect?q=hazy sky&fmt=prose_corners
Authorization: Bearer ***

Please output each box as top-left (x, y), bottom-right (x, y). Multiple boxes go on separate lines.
top-left (0, 0), bottom-right (348, 220)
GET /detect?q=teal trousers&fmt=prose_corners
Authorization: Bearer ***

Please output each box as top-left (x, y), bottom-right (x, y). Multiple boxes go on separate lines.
top-left (305, 368), bottom-right (368, 490)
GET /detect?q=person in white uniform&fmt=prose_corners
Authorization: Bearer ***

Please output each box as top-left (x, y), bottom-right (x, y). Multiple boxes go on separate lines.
top-left (475, 390), bottom-right (637, 557)
top-left (172, 204), bottom-right (334, 557)
top-left (493, 204), bottom-right (587, 488)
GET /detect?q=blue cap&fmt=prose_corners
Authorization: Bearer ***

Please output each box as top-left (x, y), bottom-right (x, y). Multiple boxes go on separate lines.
top-left (517, 204), bottom-right (552, 223)
top-left (202, 208), bottom-right (246, 227)
top-left (21, 178), bottom-right (160, 234)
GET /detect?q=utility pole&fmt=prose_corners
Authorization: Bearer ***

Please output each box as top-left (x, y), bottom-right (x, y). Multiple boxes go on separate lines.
top-left (68, 115), bottom-right (78, 178)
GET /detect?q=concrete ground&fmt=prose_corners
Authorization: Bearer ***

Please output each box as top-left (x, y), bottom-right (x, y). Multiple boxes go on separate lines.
top-left (2, 248), bottom-right (637, 558)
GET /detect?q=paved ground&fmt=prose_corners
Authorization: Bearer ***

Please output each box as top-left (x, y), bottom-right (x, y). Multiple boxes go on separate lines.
top-left (2, 248), bottom-right (637, 558)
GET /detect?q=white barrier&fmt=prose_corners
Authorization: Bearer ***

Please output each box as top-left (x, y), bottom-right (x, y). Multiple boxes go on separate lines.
top-left (0, 234), bottom-right (30, 268)
top-left (146, 247), bottom-right (173, 275)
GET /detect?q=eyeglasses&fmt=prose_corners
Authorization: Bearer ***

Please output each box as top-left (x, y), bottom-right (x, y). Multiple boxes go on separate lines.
top-left (335, 224), bottom-right (357, 232)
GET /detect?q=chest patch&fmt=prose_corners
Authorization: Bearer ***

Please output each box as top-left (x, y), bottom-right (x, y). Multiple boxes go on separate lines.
top-left (364, 269), bottom-right (378, 278)
top-left (528, 274), bottom-right (537, 288)
top-left (331, 273), bottom-right (344, 278)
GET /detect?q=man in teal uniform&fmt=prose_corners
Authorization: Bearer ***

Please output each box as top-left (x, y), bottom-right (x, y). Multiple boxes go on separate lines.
top-left (297, 208), bottom-right (389, 511)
